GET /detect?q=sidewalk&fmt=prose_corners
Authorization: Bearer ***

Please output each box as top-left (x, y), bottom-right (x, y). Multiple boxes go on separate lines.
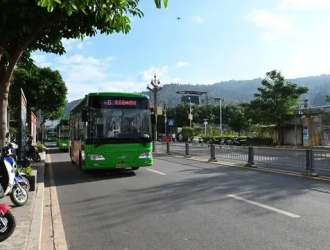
top-left (0, 152), bottom-right (45, 250)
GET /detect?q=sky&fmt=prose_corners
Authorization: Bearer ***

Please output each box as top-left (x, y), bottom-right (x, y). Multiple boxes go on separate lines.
top-left (31, 0), bottom-right (330, 102)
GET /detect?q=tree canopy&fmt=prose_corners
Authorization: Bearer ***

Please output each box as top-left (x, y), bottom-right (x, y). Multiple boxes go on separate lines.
top-left (226, 104), bottom-right (251, 135)
top-left (10, 64), bottom-right (68, 121)
top-left (247, 70), bottom-right (308, 144)
top-left (0, 0), bottom-right (168, 146)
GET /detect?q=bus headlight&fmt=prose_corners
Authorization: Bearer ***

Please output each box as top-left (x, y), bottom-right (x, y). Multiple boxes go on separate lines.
top-left (88, 154), bottom-right (105, 160)
top-left (139, 152), bottom-right (152, 159)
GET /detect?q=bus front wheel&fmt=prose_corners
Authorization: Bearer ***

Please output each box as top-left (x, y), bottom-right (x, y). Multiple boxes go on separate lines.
top-left (132, 167), bottom-right (139, 170)
top-left (70, 147), bottom-right (74, 164)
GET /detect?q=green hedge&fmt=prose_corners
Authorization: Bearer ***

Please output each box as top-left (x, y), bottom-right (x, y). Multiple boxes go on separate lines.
top-left (200, 135), bottom-right (274, 145)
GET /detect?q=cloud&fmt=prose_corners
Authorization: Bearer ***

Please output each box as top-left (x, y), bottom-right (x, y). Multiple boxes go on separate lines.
top-left (77, 42), bottom-right (84, 49)
top-left (53, 54), bottom-right (113, 86)
top-left (61, 38), bottom-right (77, 52)
top-left (193, 15), bottom-right (204, 23)
top-left (281, 44), bottom-right (330, 78)
top-left (176, 61), bottom-right (188, 67)
top-left (61, 37), bottom-right (92, 51)
top-left (31, 54), bottom-right (52, 67)
top-left (138, 66), bottom-right (169, 83)
top-left (246, 9), bottom-right (296, 42)
top-left (278, 0), bottom-right (330, 10)
top-left (31, 52), bottom-right (180, 101)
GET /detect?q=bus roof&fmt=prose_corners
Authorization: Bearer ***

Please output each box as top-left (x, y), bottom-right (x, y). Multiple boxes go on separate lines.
top-left (59, 116), bottom-right (70, 121)
top-left (70, 92), bottom-right (149, 114)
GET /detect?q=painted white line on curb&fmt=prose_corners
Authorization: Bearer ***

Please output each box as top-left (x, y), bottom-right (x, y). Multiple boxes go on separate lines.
top-left (147, 168), bottom-right (167, 175)
top-left (47, 153), bottom-right (69, 250)
top-left (227, 194), bottom-right (300, 218)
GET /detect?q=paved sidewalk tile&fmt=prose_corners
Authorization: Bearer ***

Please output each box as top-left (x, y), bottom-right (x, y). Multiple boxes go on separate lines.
top-left (0, 191), bottom-right (36, 250)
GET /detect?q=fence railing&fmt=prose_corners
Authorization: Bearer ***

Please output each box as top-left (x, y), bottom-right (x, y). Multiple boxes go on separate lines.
top-left (156, 142), bottom-right (326, 177)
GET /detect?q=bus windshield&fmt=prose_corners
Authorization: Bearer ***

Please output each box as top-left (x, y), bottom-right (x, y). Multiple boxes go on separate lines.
top-left (88, 109), bottom-right (151, 140)
top-left (59, 125), bottom-right (70, 139)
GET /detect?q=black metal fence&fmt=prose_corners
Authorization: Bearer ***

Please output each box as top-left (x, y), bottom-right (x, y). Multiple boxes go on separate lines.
top-left (155, 142), bottom-right (330, 177)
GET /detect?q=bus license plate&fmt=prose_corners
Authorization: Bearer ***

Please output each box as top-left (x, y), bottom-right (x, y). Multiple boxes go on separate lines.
top-left (116, 163), bottom-right (129, 168)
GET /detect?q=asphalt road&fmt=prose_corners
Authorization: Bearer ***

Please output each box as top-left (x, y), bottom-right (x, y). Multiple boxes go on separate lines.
top-left (156, 142), bottom-right (330, 176)
top-left (47, 147), bottom-right (330, 250)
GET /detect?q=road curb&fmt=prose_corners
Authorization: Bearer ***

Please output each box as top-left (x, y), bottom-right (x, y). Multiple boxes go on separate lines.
top-left (46, 150), bottom-right (69, 250)
top-left (26, 152), bottom-right (45, 250)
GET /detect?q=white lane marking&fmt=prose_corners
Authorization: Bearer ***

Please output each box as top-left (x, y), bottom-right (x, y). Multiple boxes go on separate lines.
top-left (227, 194), bottom-right (300, 218)
top-left (147, 168), bottom-right (167, 175)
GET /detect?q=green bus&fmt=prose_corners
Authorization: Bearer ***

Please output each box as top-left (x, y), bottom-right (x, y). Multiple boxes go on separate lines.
top-left (46, 126), bottom-right (57, 142)
top-left (57, 116), bottom-right (70, 150)
top-left (69, 92), bottom-right (154, 171)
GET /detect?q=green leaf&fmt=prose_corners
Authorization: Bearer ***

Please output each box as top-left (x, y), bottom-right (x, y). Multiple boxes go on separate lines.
top-left (41, 0), bottom-right (48, 7)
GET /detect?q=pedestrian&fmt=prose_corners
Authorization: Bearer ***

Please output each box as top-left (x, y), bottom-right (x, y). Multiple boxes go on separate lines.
top-left (172, 133), bottom-right (176, 142)
top-left (179, 134), bottom-right (183, 143)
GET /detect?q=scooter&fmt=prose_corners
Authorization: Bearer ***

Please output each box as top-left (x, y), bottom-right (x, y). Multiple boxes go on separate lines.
top-left (0, 183), bottom-right (16, 242)
top-left (25, 136), bottom-right (41, 162)
top-left (0, 133), bottom-right (29, 207)
top-left (6, 137), bottom-right (30, 191)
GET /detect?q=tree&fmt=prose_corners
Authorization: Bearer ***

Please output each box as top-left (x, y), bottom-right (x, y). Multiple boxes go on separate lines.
top-left (0, 0), bottom-right (168, 146)
top-left (226, 104), bottom-right (250, 136)
top-left (248, 70), bottom-right (308, 145)
top-left (10, 65), bottom-right (68, 121)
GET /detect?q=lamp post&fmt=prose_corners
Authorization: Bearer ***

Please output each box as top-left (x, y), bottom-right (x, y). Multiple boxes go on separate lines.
top-left (188, 97), bottom-right (192, 127)
top-left (147, 74), bottom-right (162, 150)
top-left (214, 97), bottom-right (224, 135)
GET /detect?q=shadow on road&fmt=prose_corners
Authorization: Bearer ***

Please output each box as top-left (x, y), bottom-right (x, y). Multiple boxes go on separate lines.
top-left (59, 156), bottom-right (330, 231)
top-left (46, 147), bottom-right (68, 154)
top-left (45, 160), bottom-right (136, 188)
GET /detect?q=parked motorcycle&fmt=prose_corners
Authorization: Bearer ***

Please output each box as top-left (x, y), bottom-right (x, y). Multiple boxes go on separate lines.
top-left (0, 183), bottom-right (16, 242)
top-left (0, 133), bottom-right (29, 207)
top-left (26, 136), bottom-right (41, 162)
top-left (6, 137), bottom-right (30, 191)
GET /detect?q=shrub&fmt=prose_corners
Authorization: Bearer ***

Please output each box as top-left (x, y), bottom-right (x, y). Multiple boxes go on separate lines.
top-left (182, 127), bottom-right (194, 140)
top-left (36, 142), bottom-right (45, 149)
top-left (18, 166), bottom-right (34, 176)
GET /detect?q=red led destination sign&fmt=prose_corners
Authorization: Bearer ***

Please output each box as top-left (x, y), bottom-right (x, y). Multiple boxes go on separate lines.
top-left (103, 100), bottom-right (137, 106)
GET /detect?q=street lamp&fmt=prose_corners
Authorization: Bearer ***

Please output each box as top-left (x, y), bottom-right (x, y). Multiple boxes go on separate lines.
top-left (147, 74), bottom-right (163, 149)
top-left (214, 97), bottom-right (224, 135)
top-left (188, 97), bottom-right (192, 127)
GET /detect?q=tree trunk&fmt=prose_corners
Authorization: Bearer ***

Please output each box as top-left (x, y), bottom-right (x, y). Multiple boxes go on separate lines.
top-left (0, 81), bottom-right (9, 147)
top-left (277, 125), bottom-right (284, 146)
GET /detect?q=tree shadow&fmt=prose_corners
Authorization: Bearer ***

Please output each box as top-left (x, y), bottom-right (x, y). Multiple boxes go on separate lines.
top-left (46, 160), bottom-right (137, 188)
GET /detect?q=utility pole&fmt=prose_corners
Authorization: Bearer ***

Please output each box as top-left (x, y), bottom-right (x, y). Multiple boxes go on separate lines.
top-left (204, 119), bottom-right (208, 135)
top-left (188, 97), bottom-right (192, 127)
top-left (147, 74), bottom-right (162, 151)
top-left (214, 97), bottom-right (224, 135)
top-left (164, 103), bottom-right (167, 135)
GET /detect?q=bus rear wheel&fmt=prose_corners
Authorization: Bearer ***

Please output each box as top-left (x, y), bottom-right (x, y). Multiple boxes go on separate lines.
top-left (78, 151), bottom-right (82, 169)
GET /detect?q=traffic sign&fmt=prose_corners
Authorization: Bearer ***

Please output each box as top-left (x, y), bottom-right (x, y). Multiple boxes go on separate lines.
top-left (168, 119), bottom-right (174, 126)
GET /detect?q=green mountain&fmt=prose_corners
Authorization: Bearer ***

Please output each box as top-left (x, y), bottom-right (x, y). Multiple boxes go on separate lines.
top-left (64, 74), bottom-right (330, 113)
top-left (64, 99), bottom-right (81, 115)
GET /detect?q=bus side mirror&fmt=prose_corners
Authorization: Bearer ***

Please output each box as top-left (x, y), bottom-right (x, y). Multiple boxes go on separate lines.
top-left (150, 113), bottom-right (156, 125)
top-left (82, 109), bottom-right (88, 122)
